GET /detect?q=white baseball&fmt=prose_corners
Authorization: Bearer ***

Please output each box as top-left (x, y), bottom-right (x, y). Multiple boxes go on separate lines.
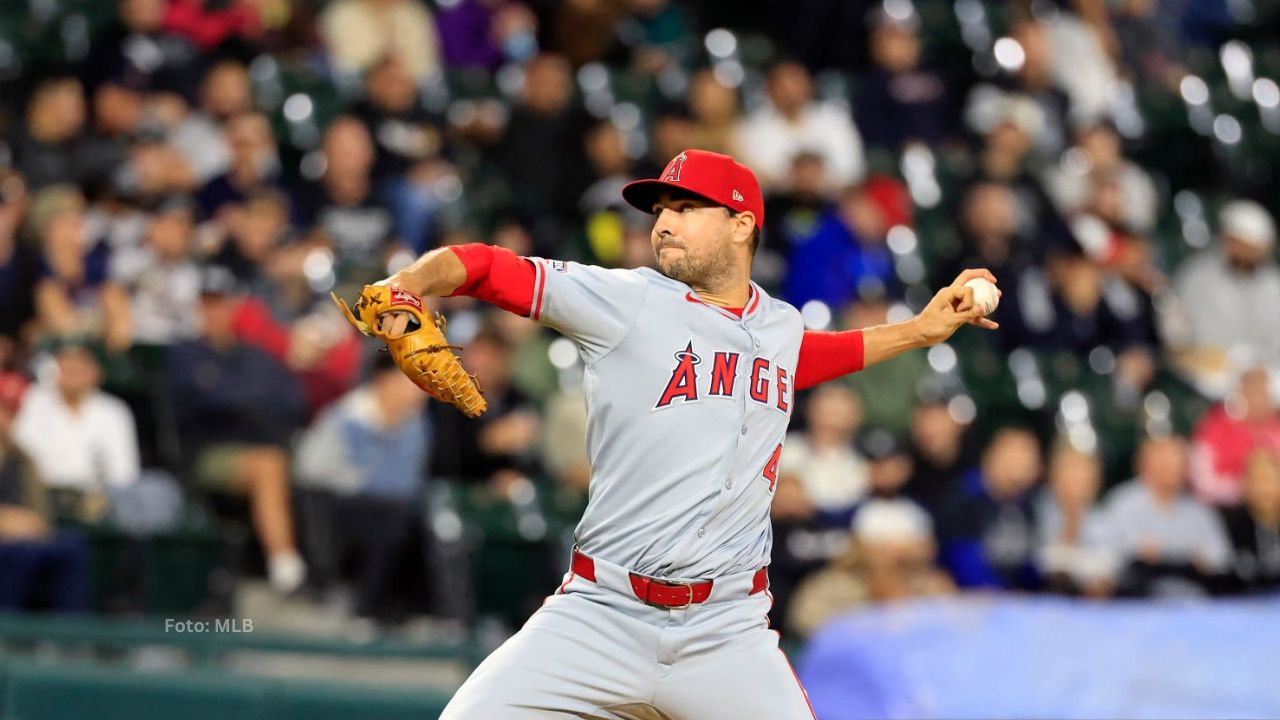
top-left (963, 278), bottom-right (1000, 316)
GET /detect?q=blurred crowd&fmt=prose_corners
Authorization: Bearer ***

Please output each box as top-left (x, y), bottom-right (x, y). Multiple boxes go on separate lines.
top-left (1, 0), bottom-right (1279, 637)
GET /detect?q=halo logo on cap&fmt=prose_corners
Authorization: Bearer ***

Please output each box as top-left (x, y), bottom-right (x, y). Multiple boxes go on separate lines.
top-left (661, 152), bottom-right (688, 183)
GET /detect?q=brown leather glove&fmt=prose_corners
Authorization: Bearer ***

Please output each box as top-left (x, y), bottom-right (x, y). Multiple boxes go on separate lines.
top-left (332, 285), bottom-right (487, 418)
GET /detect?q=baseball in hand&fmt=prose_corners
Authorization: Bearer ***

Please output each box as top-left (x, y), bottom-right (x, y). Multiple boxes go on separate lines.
top-left (963, 278), bottom-right (1000, 316)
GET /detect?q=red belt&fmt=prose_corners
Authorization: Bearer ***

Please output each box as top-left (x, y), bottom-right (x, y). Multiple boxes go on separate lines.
top-left (571, 549), bottom-right (768, 609)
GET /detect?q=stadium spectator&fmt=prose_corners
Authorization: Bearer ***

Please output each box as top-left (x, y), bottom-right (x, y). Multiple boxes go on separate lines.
top-left (1035, 440), bottom-right (1119, 597)
top-left (210, 190), bottom-right (290, 289)
top-left (1172, 200), bottom-right (1280, 394)
top-left (938, 427), bottom-right (1043, 590)
top-left (779, 384), bottom-right (868, 518)
top-left (0, 171), bottom-right (38, 340)
top-left (352, 55), bottom-right (451, 252)
top-left (162, 0), bottom-right (263, 51)
top-left (82, 0), bottom-right (199, 98)
top-left (686, 69), bottom-right (741, 157)
top-left (109, 195), bottom-right (201, 346)
top-left (226, 209), bottom-right (363, 415)
top-left (840, 300), bottom-right (931, 435)
top-left (1221, 450), bottom-right (1280, 593)
top-left (905, 392), bottom-right (975, 522)
top-left (1001, 245), bottom-right (1156, 394)
top-left (946, 181), bottom-right (1038, 289)
top-left (965, 98), bottom-right (1076, 259)
top-left (635, 105), bottom-right (695, 181)
top-left (1192, 368), bottom-right (1280, 506)
top-left (430, 323), bottom-right (540, 487)
top-left (494, 52), bottom-right (585, 252)
top-left (858, 430), bottom-right (914, 504)
top-left (196, 112), bottom-right (282, 219)
top-left (1043, 122), bottom-right (1159, 234)
top-left (295, 353), bottom-right (430, 619)
top-left (613, 0), bottom-right (693, 78)
top-left (1066, 170), bottom-right (1163, 294)
top-left (783, 180), bottom-right (903, 309)
top-left (1102, 435), bottom-right (1232, 597)
top-left (12, 340), bottom-right (139, 517)
top-left (354, 54), bottom-right (444, 185)
top-left (767, 467), bottom-right (840, 638)
top-left (80, 75), bottom-right (147, 192)
top-left (855, 7), bottom-right (954, 151)
top-left (291, 117), bottom-right (398, 287)
top-left (736, 61), bottom-right (865, 191)
top-left (321, 0), bottom-right (443, 82)
top-left (0, 372), bottom-right (90, 613)
top-left (9, 76), bottom-right (90, 191)
top-left (29, 186), bottom-right (133, 353)
top-left (1110, 0), bottom-right (1189, 88)
top-left (787, 498), bottom-right (952, 638)
top-left (436, 0), bottom-right (539, 71)
top-left (761, 152), bottom-right (832, 264)
top-left (172, 60), bottom-right (255, 187)
top-left (0, 374), bottom-right (46, 539)
top-left (1041, 8), bottom-right (1120, 127)
top-left (966, 19), bottom-right (1073, 160)
top-left (165, 266), bottom-right (308, 592)
top-left (578, 121), bottom-right (636, 219)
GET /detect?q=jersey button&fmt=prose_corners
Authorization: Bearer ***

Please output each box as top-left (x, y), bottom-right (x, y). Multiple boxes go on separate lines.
top-left (697, 528), bottom-right (706, 538)
top-left (740, 425), bottom-right (748, 435)
top-left (753, 338), bottom-right (761, 348)
top-left (724, 479), bottom-right (733, 489)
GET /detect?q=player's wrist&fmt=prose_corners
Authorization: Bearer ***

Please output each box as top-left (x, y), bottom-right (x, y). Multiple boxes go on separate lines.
top-left (903, 316), bottom-right (931, 348)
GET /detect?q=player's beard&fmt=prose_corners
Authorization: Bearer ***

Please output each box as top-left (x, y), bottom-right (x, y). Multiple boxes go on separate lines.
top-left (655, 229), bottom-right (736, 290)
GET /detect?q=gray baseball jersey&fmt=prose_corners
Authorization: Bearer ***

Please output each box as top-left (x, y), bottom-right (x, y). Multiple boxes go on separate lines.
top-left (440, 258), bottom-right (816, 720)
top-left (528, 258), bottom-right (803, 579)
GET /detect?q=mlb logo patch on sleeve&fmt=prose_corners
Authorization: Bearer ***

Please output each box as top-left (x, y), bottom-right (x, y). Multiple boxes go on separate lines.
top-left (550, 260), bottom-right (568, 273)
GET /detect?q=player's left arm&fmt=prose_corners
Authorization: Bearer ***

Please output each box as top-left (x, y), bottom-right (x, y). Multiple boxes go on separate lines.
top-left (794, 269), bottom-right (998, 390)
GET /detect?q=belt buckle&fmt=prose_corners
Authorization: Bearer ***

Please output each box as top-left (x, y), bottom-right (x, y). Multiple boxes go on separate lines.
top-left (658, 579), bottom-right (695, 610)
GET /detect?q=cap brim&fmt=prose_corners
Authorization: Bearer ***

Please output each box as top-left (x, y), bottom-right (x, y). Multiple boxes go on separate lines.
top-left (621, 179), bottom-right (722, 216)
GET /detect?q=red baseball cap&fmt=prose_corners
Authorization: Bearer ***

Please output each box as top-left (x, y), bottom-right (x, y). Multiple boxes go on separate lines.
top-left (622, 149), bottom-right (765, 227)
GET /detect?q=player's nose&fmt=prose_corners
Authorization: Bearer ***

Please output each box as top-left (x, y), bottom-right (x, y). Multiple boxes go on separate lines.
top-left (653, 206), bottom-right (680, 234)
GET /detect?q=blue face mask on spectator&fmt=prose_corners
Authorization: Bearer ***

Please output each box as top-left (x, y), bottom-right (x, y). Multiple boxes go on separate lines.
top-left (503, 31), bottom-right (537, 63)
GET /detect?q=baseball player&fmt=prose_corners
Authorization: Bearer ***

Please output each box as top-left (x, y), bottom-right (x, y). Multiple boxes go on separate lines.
top-left (375, 149), bottom-right (998, 718)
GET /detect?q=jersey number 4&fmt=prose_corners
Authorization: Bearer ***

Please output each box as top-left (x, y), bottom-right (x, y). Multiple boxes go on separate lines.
top-left (761, 443), bottom-right (782, 492)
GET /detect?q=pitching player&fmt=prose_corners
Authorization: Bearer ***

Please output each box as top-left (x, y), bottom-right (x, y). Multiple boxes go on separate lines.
top-left (377, 149), bottom-right (998, 718)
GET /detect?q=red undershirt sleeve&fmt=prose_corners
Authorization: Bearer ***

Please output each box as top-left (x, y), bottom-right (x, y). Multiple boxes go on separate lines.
top-left (794, 330), bottom-right (865, 390)
top-left (446, 244), bottom-right (538, 317)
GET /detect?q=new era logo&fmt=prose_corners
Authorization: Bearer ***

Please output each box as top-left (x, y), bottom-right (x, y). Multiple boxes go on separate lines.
top-left (732, 190), bottom-right (744, 202)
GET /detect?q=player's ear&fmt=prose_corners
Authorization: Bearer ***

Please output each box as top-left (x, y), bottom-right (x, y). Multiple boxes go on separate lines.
top-left (731, 211), bottom-right (757, 248)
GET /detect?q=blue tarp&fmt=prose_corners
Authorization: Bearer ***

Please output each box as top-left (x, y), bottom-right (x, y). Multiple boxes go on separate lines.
top-left (797, 595), bottom-right (1280, 719)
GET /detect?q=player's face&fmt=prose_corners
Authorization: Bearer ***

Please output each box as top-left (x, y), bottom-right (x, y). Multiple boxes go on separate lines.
top-left (650, 193), bottom-right (735, 287)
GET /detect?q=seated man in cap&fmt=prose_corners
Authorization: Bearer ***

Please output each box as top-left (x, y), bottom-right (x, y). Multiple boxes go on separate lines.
top-left (165, 266), bottom-right (309, 593)
top-left (1172, 199), bottom-right (1280, 396)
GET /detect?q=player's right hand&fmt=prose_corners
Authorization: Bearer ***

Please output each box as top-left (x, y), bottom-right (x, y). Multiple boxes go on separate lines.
top-left (911, 269), bottom-right (1000, 346)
